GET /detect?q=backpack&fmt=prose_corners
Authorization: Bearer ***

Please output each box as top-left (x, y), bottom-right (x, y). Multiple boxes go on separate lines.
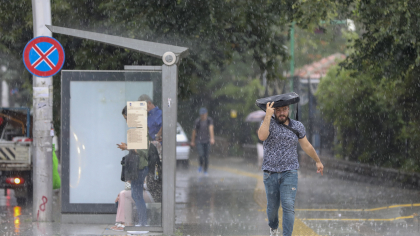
top-left (121, 150), bottom-right (140, 181)
top-left (195, 118), bottom-right (211, 130)
top-left (147, 143), bottom-right (160, 171)
top-left (279, 123), bottom-right (301, 138)
top-left (272, 117), bottom-right (301, 139)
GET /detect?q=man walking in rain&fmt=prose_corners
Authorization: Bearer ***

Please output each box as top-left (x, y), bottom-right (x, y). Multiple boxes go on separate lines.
top-left (258, 102), bottom-right (324, 236)
top-left (190, 107), bottom-right (215, 175)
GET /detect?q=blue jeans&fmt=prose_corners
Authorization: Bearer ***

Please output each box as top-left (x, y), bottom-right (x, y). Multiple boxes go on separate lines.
top-left (263, 169), bottom-right (298, 236)
top-left (196, 142), bottom-right (210, 172)
top-left (131, 167), bottom-right (149, 225)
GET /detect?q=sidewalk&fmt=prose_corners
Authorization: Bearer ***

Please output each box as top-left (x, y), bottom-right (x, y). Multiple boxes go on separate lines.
top-left (174, 156), bottom-right (268, 235)
top-left (1, 155), bottom-right (268, 236)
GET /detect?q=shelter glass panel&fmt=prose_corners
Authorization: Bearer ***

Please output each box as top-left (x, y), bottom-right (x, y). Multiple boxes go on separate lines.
top-left (61, 70), bottom-right (162, 226)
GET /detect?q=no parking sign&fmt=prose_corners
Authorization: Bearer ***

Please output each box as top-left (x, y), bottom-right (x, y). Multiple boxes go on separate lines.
top-left (22, 36), bottom-right (65, 77)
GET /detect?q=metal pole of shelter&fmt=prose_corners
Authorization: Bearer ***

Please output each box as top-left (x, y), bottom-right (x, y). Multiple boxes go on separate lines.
top-left (161, 65), bottom-right (177, 235)
top-left (31, 0), bottom-right (53, 222)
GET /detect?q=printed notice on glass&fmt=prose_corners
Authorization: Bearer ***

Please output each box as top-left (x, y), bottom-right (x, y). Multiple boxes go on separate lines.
top-left (127, 101), bottom-right (148, 150)
top-left (127, 128), bottom-right (147, 150)
top-left (127, 101), bottom-right (147, 128)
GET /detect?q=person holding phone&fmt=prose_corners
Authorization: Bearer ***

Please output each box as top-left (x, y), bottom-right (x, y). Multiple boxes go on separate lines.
top-left (117, 106), bottom-right (149, 227)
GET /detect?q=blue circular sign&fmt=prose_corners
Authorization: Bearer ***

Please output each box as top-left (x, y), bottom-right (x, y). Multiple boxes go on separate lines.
top-left (23, 36), bottom-right (65, 77)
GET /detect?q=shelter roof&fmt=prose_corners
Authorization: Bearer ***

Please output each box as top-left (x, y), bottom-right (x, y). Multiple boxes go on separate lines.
top-left (46, 25), bottom-right (189, 59)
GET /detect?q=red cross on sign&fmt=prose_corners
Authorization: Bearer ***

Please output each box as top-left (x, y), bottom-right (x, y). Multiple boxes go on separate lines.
top-left (23, 36), bottom-right (65, 77)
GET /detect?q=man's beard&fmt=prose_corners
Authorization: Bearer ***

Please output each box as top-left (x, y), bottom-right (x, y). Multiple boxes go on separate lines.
top-left (275, 114), bottom-right (289, 124)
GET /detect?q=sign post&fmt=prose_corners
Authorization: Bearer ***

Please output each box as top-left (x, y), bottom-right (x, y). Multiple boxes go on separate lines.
top-left (30, 0), bottom-right (54, 222)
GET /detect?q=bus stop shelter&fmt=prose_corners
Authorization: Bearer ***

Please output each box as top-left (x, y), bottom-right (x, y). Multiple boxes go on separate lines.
top-left (47, 25), bottom-right (188, 235)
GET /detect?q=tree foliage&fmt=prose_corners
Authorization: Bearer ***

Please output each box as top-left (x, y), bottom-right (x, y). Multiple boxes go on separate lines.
top-left (292, 0), bottom-right (420, 172)
top-left (317, 64), bottom-right (420, 172)
top-left (340, 0), bottom-right (420, 79)
top-left (0, 0), bottom-right (301, 137)
top-left (292, 0), bottom-right (420, 79)
top-left (0, 0), bottom-right (303, 99)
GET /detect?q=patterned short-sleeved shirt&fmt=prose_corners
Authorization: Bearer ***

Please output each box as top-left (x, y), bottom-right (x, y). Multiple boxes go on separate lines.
top-left (261, 118), bottom-right (306, 173)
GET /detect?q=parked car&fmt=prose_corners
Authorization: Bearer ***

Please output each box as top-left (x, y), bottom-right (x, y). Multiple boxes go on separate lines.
top-left (176, 123), bottom-right (190, 166)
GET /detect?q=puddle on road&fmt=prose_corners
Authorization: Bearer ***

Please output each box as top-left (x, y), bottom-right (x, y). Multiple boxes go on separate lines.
top-left (0, 189), bottom-right (32, 236)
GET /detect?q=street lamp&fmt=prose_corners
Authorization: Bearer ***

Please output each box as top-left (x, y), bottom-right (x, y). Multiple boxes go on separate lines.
top-left (0, 65), bottom-right (8, 107)
top-left (289, 22), bottom-right (295, 118)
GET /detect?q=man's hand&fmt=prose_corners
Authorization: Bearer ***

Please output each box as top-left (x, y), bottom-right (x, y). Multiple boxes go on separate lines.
top-left (210, 138), bottom-right (215, 145)
top-left (266, 102), bottom-right (275, 117)
top-left (117, 142), bottom-right (127, 151)
top-left (316, 161), bottom-right (324, 175)
top-left (190, 141), bottom-right (195, 147)
top-left (258, 102), bottom-right (274, 141)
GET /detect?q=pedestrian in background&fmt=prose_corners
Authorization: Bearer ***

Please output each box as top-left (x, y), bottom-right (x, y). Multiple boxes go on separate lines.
top-left (138, 94), bottom-right (163, 141)
top-left (258, 102), bottom-right (324, 236)
top-left (138, 94), bottom-right (163, 169)
top-left (190, 107), bottom-right (215, 175)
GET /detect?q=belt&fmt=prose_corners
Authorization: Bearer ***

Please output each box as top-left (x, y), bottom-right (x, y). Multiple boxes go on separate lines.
top-left (263, 170), bottom-right (279, 174)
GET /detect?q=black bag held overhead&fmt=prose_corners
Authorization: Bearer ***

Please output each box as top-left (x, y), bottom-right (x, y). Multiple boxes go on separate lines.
top-left (256, 92), bottom-right (300, 121)
top-left (256, 92), bottom-right (300, 111)
top-left (256, 92), bottom-right (301, 138)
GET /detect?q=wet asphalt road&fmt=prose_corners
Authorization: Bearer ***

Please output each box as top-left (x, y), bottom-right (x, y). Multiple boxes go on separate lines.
top-left (1, 155), bottom-right (420, 235)
top-left (175, 155), bottom-right (420, 235)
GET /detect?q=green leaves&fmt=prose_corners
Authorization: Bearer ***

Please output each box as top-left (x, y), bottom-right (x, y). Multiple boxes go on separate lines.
top-left (317, 66), bottom-right (402, 165)
top-left (335, 0), bottom-right (420, 80)
top-left (293, 0), bottom-right (420, 172)
top-left (316, 63), bottom-right (420, 172)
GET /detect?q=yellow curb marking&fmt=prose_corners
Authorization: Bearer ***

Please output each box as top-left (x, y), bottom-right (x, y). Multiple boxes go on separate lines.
top-left (301, 215), bottom-right (415, 221)
top-left (297, 203), bottom-right (420, 212)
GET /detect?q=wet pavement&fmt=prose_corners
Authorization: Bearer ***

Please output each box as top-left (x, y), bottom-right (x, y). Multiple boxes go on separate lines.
top-left (175, 155), bottom-right (420, 235)
top-left (1, 154), bottom-right (420, 235)
top-left (175, 158), bottom-right (266, 235)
